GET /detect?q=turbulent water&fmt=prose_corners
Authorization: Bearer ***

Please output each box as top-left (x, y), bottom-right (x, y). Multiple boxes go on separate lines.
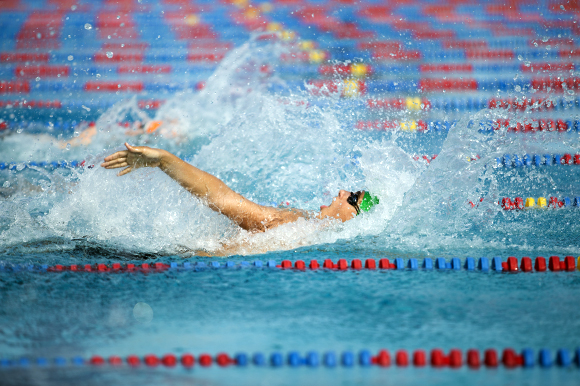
top-left (1, 35), bottom-right (579, 258)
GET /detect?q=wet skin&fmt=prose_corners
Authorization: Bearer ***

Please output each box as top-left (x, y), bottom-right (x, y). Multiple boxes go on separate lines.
top-left (102, 143), bottom-right (364, 232)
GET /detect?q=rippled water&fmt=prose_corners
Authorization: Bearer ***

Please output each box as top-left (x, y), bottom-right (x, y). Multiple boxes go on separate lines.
top-left (1, 36), bottom-right (579, 385)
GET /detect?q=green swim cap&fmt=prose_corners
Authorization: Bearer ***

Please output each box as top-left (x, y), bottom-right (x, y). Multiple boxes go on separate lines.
top-left (358, 191), bottom-right (379, 214)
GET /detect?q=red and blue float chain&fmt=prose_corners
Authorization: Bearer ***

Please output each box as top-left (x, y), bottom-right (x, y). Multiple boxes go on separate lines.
top-left (2, 347), bottom-right (579, 370)
top-left (469, 196), bottom-right (580, 209)
top-left (2, 256), bottom-right (578, 274)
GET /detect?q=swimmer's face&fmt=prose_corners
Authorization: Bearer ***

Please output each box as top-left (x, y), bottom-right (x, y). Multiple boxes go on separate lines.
top-left (318, 190), bottom-right (365, 222)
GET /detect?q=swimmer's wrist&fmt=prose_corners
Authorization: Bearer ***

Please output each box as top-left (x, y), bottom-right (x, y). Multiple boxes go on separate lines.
top-left (158, 150), bottom-right (171, 169)
top-left (158, 149), bottom-right (183, 171)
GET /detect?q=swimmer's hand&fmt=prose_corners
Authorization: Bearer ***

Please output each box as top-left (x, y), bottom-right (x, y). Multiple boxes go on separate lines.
top-left (101, 142), bottom-right (164, 176)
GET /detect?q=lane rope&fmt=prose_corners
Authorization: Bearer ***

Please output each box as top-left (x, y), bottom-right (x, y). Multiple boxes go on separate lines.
top-left (1, 256), bottom-right (578, 274)
top-left (1, 347), bottom-right (579, 370)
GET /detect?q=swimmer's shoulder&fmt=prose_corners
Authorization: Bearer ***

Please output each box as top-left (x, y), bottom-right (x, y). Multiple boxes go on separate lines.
top-left (276, 207), bottom-right (317, 221)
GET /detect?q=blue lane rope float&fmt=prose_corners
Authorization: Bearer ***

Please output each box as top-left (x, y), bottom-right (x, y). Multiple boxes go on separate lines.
top-left (496, 153), bottom-right (580, 167)
top-left (0, 160), bottom-right (87, 171)
top-left (1, 347), bottom-right (579, 370)
top-left (1, 256), bottom-right (577, 274)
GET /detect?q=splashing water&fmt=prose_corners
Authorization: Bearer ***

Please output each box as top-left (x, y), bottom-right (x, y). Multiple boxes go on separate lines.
top-left (1, 35), bottom-right (579, 257)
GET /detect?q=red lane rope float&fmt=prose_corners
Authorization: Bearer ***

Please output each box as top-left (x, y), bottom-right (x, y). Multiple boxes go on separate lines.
top-left (371, 49), bottom-right (422, 61)
top-left (3, 256), bottom-right (578, 274)
top-left (0, 53), bottom-right (50, 62)
top-left (0, 81), bottom-right (30, 94)
top-left (14, 65), bottom-right (69, 78)
top-left (420, 64), bottom-right (473, 73)
top-left (84, 81), bottom-right (144, 92)
top-left (418, 78), bottom-right (478, 92)
top-left (2, 348), bottom-right (578, 369)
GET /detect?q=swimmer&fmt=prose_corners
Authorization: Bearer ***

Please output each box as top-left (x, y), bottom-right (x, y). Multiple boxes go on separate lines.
top-left (58, 122), bottom-right (98, 148)
top-left (58, 119), bottom-right (184, 149)
top-left (124, 119), bottom-right (179, 138)
top-left (101, 143), bottom-right (379, 232)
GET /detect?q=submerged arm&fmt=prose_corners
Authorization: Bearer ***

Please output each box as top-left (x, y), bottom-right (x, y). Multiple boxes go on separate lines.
top-left (101, 143), bottom-right (301, 231)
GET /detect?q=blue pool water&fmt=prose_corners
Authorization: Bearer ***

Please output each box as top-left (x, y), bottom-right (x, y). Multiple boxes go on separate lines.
top-left (2, 1), bottom-right (580, 385)
top-left (1, 253), bottom-right (580, 385)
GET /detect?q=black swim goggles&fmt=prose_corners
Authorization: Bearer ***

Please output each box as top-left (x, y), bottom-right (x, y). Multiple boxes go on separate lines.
top-left (347, 191), bottom-right (363, 215)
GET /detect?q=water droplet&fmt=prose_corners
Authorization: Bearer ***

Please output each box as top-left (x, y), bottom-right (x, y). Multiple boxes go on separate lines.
top-left (534, 42), bottom-right (538, 47)
top-left (568, 90), bottom-right (575, 95)
top-left (546, 45), bottom-right (551, 50)
top-left (73, 131), bottom-right (80, 137)
top-left (117, 15), bottom-right (120, 19)
top-left (71, 5), bottom-right (77, 10)
top-left (65, 143), bottom-right (71, 150)
top-left (524, 61), bottom-right (531, 67)
top-left (3, 181), bottom-right (9, 188)
top-left (515, 85), bottom-right (521, 92)
top-left (542, 36), bottom-right (549, 42)
top-left (36, 33), bottom-right (41, 39)
top-left (96, 73), bottom-right (101, 78)
top-left (561, 5), bottom-right (565, 10)
top-left (84, 23), bottom-right (92, 30)
top-left (106, 51), bottom-right (114, 59)
top-left (133, 302), bottom-right (153, 323)
top-left (35, 77), bottom-right (40, 81)
top-left (16, 128), bottom-right (22, 134)
top-left (517, 55), bottom-right (523, 61)
top-left (67, 55), bottom-right (74, 61)
top-left (107, 35), bottom-right (111, 39)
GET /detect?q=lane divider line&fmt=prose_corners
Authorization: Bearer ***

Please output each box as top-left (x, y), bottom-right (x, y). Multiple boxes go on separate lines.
top-left (498, 196), bottom-right (580, 209)
top-left (1, 256), bottom-right (577, 274)
top-left (1, 348), bottom-right (578, 370)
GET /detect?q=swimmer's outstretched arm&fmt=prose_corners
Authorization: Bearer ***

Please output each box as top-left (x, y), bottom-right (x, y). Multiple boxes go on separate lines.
top-left (101, 143), bottom-right (302, 231)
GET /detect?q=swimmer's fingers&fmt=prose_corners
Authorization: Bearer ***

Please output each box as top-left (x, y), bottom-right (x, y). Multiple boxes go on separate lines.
top-left (102, 150), bottom-right (128, 164)
top-left (103, 160), bottom-right (128, 169)
top-left (100, 156), bottom-right (128, 169)
top-left (117, 166), bottom-right (133, 176)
